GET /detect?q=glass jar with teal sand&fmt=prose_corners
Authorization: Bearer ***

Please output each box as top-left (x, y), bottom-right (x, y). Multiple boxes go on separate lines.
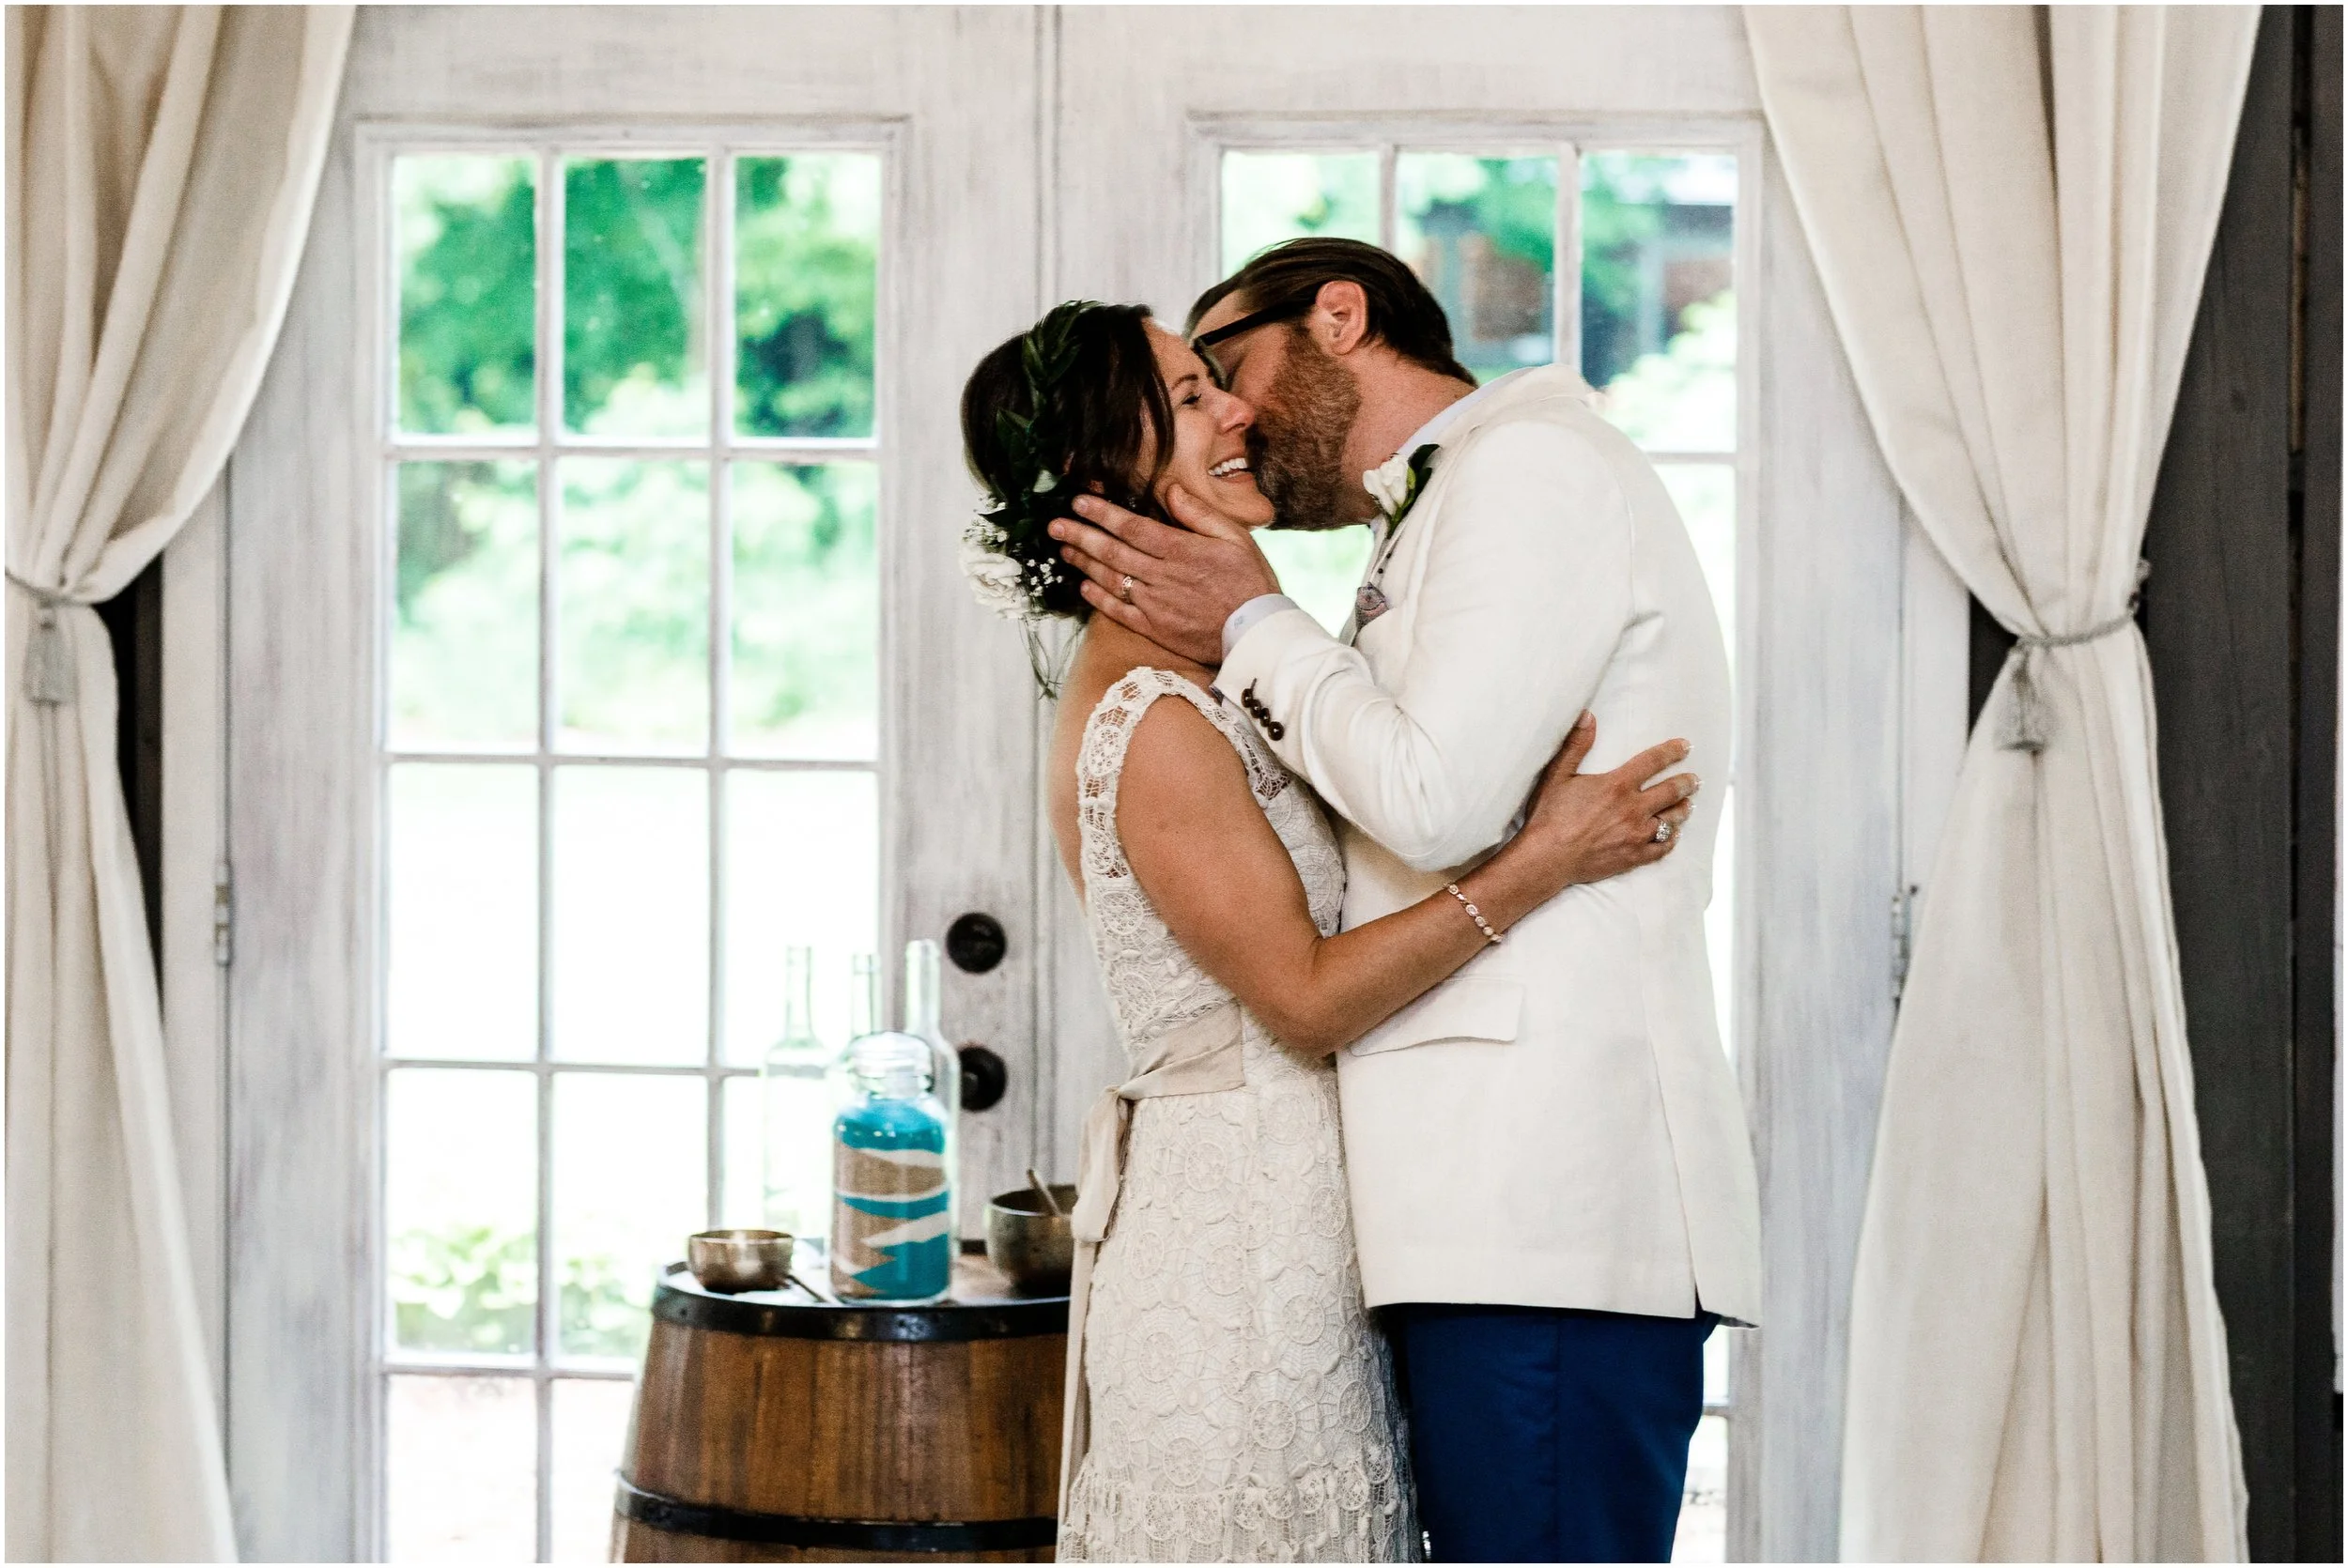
top-left (828, 1032), bottom-right (951, 1302)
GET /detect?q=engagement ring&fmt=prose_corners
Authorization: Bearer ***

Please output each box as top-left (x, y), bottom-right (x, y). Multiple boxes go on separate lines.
top-left (1119, 573), bottom-right (1136, 604)
top-left (1654, 822), bottom-right (1675, 844)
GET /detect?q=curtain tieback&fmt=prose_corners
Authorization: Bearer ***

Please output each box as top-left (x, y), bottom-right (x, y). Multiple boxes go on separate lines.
top-left (1999, 561), bottom-right (2151, 753)
top-left (7, 571), bottom-right (93, 706)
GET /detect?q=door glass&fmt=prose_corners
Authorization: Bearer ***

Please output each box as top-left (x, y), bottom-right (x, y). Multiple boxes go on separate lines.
top-left (396, 155), bottom-right (535, 438)
top-left (564, 157), bottom-right (707, 438)
top-left (392, 461), bottom-right (539, 751)
top-left (380, 134), bottom-right (888, 1567)
top-left (1221, 151), bottom-right (1381, 272)
top-left (734, 153), bottom-right (881, 438)
top-left (1397, 153), bottom-right (1558, 381)
top-left (1579, 152), bottom-right (1737, 451)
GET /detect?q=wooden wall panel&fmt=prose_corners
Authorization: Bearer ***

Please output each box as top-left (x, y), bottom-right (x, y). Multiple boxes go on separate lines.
top-left (2140, 8), bottom-right (2338, 1559)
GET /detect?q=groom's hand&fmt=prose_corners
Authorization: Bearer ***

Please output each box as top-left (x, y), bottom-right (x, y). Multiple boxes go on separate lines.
top-left (1048, 486), bottom-right (1281, 667)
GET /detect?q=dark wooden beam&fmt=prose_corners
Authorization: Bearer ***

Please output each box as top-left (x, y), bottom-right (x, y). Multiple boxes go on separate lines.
top-left (96, 555), bottom-right (163, 961)
top-left (2141, 8), bottom-right (2335, 1558)
top-left (2288, 5), bottom-right (2342, 1558)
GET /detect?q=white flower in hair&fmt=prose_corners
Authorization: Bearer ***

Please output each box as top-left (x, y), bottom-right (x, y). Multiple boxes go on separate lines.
top-left (960, 519), bottom-right (1040, 622)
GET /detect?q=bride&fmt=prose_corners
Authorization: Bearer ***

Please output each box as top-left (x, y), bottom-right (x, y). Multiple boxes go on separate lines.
top-left (958, 301), bottom-right (1699, 1562)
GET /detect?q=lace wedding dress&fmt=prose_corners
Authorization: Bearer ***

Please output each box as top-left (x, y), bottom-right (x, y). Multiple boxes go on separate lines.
top-left (1058, 667), bottom-right (1419, 1563)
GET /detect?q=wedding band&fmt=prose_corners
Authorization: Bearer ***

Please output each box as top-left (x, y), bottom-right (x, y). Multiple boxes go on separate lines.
top-left (1119, 574), bottom-right (1136, 604)
top-left (1654, 821), bottom-right (1675, 844)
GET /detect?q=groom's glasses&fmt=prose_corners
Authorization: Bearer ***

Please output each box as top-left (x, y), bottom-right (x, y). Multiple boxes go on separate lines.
top-left (1190, 298), bottom-right (1312, 388)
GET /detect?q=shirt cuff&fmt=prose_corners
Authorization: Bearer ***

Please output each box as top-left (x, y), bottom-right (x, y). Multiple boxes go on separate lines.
top-left (1222, 593), bottom-right (1298, 662)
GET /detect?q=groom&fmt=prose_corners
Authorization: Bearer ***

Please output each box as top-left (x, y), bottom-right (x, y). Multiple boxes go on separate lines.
top-left (1048, 238), bottom-right (1762, 1562)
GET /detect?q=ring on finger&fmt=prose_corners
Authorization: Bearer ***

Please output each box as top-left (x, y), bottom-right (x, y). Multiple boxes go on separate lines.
top-left (1119, 573), bottom-right (1136, 604)
top-left (1653, 821), bottom-right (1675, 844)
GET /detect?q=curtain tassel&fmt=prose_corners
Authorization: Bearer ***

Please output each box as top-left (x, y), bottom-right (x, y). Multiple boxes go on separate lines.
top-left (1998, 561), bottom-right (2150, 754)
top-left (9, 574), bottom-right (81, 706)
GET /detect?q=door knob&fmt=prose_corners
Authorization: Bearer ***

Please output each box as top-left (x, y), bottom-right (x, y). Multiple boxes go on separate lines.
top-left (945, 912), bottom-right (1007, 975)
top-left (958, 1044), bottom-right (1008, 1113)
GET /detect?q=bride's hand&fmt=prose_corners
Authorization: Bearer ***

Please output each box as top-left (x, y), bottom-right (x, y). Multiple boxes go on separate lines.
top-left (1511, 715), bottom-right (1698, 890)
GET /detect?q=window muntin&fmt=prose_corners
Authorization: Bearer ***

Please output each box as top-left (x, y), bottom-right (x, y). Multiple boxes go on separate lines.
top-left (377, 137), bottom-right (885, 1561)
top-left (1216, 138), bottom-right (1742, 1561)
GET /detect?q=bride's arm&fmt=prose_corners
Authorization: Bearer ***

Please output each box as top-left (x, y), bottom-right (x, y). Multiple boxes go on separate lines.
top-left (1118, 700), bottom-right (1693, 1057)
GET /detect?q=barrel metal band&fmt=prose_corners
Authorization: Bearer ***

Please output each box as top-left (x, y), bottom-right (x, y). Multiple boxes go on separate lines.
top-left (653, 1271), bottom-right (1068, 1342)
top-left (616, 1478), bottom-right (1058, 1552)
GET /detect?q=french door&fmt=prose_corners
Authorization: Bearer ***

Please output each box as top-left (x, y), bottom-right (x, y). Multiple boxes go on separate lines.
top-left (216, 10), bottom-right (1048, 1560)
top-left (195, 8), bottom-right (1936, 1561)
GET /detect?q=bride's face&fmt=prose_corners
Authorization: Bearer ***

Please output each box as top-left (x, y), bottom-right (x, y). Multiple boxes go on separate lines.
top-left (1145, 322), bottom-right (1276, 529)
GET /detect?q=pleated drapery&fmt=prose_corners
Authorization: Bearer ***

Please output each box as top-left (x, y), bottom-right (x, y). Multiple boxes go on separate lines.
top-left (1743, 7), bottom-right (2257, 1560)
top-left (5, 8), bottom-right (351, 1559)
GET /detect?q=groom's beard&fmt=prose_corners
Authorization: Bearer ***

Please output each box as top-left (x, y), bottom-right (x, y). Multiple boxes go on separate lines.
top-left (1252, 331), bottom-right (1362, 532)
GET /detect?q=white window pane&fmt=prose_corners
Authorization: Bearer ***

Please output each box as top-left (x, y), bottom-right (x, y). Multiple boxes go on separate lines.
top-left (1672, 1412), bottom-right (1728, 1562)
top-left (388, 763), bottom-right (537, 1063)
top-left (564, 157), bottom-right (707, 438)
top-left (387, 1068), bottom-right (537, 1356)
top-left (1658, 466), bottom-right (1735, 683)
top-left (386, 1375), bottom-right (536, 1561)
top-left (722, 771), bottom-right (876, 1067)
top-left (551, 766), bottom-right (708, 1065)
top-left (1398, 152), bottom-right (1558, 381)
top-left (550, 1377), bottom-right (636, 1564)
top-left (1220, 151), bottom-right (1380, 274)
top-left (554, 1072), bottom-right (705, 1361)
top-left (1707, 791), bottom-right (1736, 1064)
top-left (557, 459), bottom-right (711, 757)
top-left (724, 1070), bottom-right (829, 1245)
top-left (730, 462), bottom-right (878, 761)
top-left (1581, 152), bottom-right (1737, 452)
top-left (1254, 526), bottom-right (1375, 638)
top-left (392, 462), bottom-right (539, 752)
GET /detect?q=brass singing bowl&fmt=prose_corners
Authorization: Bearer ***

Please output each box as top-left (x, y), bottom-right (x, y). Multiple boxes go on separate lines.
top-left (984, 1185), bottom-right (1077, 1295)
top-left (687, 1228), bottom-right (795, 1294)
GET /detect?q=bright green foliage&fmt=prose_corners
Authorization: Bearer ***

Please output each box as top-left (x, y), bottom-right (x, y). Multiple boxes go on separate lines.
top-left (391, 151), bottom-right (882, 761)
top-left (735, 156), bottom-right (879, 438)
top-left (396, 157), bottom-right (535, 435)
top-left (564, 158), bottom-right (707, 436)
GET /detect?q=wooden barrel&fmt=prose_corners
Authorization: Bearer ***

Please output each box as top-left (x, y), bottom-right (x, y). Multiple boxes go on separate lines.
top-left (613, 1250), bottom-right (1068, 1562)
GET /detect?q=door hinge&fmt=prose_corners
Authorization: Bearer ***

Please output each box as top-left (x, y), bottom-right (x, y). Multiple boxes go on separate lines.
top-left (212, 859), bottom-right (234, 968)
top-left (1892, 883), bottom-right (1919, 1003)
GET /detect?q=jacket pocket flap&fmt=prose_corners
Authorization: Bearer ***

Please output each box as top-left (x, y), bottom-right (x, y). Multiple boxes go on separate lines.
top-left (1347, 976), bottom-right (1524, 1058)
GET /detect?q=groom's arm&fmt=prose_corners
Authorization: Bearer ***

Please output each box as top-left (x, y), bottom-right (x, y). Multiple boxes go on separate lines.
top-left (1218, 421), bottom-right (1636, 872)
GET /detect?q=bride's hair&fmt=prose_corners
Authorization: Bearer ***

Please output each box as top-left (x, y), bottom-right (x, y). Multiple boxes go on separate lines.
top-left (959, 301), bottom-right (1177, 623)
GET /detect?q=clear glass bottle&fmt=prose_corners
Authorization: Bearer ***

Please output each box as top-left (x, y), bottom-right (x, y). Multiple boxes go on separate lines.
top-left (901, 939), bottom-right (961, 1244)
top-left (829, 1028), bottom-right (951, 1303)
top-left (758, 946), bottom-right (829, 1244)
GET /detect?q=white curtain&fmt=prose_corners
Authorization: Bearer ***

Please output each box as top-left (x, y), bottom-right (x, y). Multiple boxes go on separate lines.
top-left (6, 8), bottom-right (351, 1560)
top-left (1743, 7), bottom-right (2257, 1561)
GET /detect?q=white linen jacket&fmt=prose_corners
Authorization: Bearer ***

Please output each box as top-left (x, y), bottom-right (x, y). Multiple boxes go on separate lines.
top-left (1218, 365), bottom-right (1762, 1323)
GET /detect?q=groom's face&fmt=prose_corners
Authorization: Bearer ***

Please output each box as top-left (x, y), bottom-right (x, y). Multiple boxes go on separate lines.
top-left (1193, 306), bottom-right (1362, 532)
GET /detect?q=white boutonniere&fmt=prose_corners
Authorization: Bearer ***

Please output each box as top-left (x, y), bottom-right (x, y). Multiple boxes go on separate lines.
top-left (1364, 443), bottom-right (1440, 529)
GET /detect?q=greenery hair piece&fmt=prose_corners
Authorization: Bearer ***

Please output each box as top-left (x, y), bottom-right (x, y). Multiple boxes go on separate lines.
top-left (960, 300), bottom-right (1094, 695)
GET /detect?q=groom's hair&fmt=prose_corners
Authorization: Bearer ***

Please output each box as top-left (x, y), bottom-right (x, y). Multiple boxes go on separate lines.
top-left (1189, 238), bottom-right (1474, 385)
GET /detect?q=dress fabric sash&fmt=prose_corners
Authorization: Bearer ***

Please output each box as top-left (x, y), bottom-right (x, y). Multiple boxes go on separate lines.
top-left (1057, 1001), bottom-right (1247, 1519)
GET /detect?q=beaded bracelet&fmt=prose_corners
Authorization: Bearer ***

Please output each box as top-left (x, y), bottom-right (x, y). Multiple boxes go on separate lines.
top-left (1444, 883), bottom-right (1503, 945)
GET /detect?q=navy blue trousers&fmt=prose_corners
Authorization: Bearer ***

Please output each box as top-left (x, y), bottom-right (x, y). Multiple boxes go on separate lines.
top-left (1383, 1303), bottom-right (1714, 1563)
